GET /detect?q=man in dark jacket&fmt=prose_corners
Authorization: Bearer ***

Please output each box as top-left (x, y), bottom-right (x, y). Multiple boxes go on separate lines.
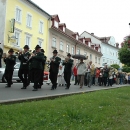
top-left (38, 49), bottom-right (47, 88)
top-left (49, 50), bottom-right (61, 90)
top-left (0, 43), bottom-right (3, 68)
top-left (29, 45), bottom-right (45, 91)
top-left (18, 45), bottom-right (31, 89)
top-left (63, 53), bottom-right (73, 89)
top-left (3, 48), bottom-right (16, 87)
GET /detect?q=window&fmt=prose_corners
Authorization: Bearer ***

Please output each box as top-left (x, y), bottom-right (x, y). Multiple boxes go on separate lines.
top-left (27, 13), bottom-right (32, 27)
top-left (72, 47), bottom-right (74, 54)
top-left (25, 35), bottom-right (31, 47)
top-left (52, 37), bottom-right (56, 47)
top-left (103, 59), bottom-right (105, 63)
top-left (95, 57), bottom-right (97, 63)
top-left (39, 21), bottom-right (43, 33)
top-left (83, 39), bottom-right (85, 43)
top-left (15, 31), bottom-right (20, 46)
top-left (66, 44), bottom-right (69, 53)
top-left (76, 35), bottom-right (78, 40)
top-left (16, 7), bottom-right (22, 23)
top-left (84, 52), bottom-right (87, 56)
top-left (38, 40), bottom-right (43, 47)
top-left (98, 58), bottom-right (100, 64)
top-left (54, 21), bottom-right (58, 28)
top-left (77, 49), bottom-right (80, 54)
top-left (63, 27), bottom-right (65, 32)
top-left (60, 41), bottom-right (63, 50)
top-left (90, 54), bottom-right (92, 60)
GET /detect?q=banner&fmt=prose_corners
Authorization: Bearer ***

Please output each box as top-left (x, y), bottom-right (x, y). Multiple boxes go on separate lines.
top-left (10, 19), bottom-right (15, 33)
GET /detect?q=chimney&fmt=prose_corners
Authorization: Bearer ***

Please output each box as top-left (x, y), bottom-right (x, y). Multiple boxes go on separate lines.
top-left (91, 33), bottom-right (94, 35)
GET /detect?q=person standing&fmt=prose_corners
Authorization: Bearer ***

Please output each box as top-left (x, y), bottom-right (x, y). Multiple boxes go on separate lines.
top-left (29, 45), bottom-right (45, 91)
top-left (63, 53), bottom-right (73, 89)
top-left (73, 64), bottom-right (78, 85)
top-left (18, 45), bottom-right (31, 89)
top-left (103, 65), bottom-right (109, 86)
top-left (0, 43), bottom-right (3, 68)
top-left (77, 59), bottom-right (86, 88)
top-left (87, 61), bottom-right (92, 88)
top-left (3, 48), bottom-right (16, 87)
top-left (38, 49), bottom-right (47, 88)
top-left (49, 50), bottom-right (61, 90)
top-left (95, 67), bottom-right (100, 86)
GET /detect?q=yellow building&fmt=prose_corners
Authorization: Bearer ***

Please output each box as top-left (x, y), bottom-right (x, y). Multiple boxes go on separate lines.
top-left (0, 0), bottom-right (51, 55)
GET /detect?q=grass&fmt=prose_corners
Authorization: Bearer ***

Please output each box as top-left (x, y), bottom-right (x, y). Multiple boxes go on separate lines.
top-left (0, 87), bottom-right (130, 130)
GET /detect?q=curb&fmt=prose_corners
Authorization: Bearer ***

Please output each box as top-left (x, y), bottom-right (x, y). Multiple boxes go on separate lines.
top-left (0, 85), bottom-right (127, 105)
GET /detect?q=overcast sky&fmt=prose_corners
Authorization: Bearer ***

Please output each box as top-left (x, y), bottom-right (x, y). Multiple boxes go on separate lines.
top-left (32, 0), bottom-right (130, 44)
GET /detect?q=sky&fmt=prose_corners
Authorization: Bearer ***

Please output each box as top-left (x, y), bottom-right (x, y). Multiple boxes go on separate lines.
top-left (32, 0), bottom-right (130, 44)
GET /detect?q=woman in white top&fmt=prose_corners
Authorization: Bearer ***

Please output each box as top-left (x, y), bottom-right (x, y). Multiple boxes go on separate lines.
top-left (57, 65), bottom-right (66, 86)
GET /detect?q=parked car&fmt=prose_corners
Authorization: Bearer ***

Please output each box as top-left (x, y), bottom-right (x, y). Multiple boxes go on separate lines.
top-left (0, 62), bottom-right (49, 83)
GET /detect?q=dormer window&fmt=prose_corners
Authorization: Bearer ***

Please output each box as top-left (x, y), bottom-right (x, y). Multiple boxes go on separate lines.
top-left (83, 39), bottom-right (85, 44)
top-left (76, 35), bottom-right (78, 40)
top-left (54, 21), bottom-right (58, 28)
top-left (63, 27), bottom-right (65, 32)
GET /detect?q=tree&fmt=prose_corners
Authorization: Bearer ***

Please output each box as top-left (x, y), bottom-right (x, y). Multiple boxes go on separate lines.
top-left (118, 38), bottom-right (130, 66)
top-left (122, 65), bottom-right (130, 73)
top-left (110, 64), bottom-right (120, 70)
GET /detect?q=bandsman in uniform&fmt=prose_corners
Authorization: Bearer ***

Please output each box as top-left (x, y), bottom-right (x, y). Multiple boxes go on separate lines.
top-left (49, 50), bottom-right (61, 90)
top-left (0, 43), bottom-right (3, 68)
top-left (38, 49), bottom-right (47, 88)
top-left (18, 45), bottom-right (31, 89)
top-left (3, 48), bottom-right (16, 87)
top-left (63, 53), bottom-right (73, 89)
top-left (29, 45), bottom-right (45, 91)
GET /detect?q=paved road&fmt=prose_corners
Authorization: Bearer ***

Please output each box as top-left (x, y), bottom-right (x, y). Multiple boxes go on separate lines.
top-left (0, 81), bottom-right (127, 103)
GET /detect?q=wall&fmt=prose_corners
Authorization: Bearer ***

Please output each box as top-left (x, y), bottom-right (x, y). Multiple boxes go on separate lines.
top-left (0, 0), bottom-right (7, 49)
top-left (49, 29), bottom-right (102, 67)
top-left (4, 0), bottom-right (50, 55)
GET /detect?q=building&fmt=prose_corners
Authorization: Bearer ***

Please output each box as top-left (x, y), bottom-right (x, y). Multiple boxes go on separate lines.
top-left (48, 15), bottom-right (102, 67)
top-left (0, 0), bottom-right (51, 55)
top-left (80, 31), bottom-right (121, 67)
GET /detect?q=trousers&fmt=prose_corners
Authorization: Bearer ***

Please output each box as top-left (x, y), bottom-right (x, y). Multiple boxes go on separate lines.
top-left (49, 71), bottom-right (58, 89)
top-left (30, 69), bottom-right (42, 89)
top-left (64, 71), bottom-right (71, 88)
top-left (18, 69), bottom-right (28, 87)
top-left (4, 70), bottom-right (13, 86)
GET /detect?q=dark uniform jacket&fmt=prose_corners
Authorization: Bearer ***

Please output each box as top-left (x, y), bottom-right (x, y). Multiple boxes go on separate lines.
top-left (103, 68), bottom-right (109, 78)
top-left (49, 56), bottom-right (61, 73)
top-left (18, 52), bottom-right (31, 70)
top-left (42, 54), bottom-right (47, 70)
top-left (63, 59), bottom-right (73, 72)
top-left (0, 48), bottom-right (3, 59)
top-left (29, 52), bottom-right (45, 70)
top-left (4, 55), bottom-right (16, 70)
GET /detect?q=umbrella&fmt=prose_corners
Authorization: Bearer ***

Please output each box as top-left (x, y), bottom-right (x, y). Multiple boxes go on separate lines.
top-left (72, 54), bottom-right (88, 60)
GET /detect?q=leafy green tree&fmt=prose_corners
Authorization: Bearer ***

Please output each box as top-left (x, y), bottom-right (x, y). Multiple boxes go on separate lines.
top-left (118, 39), bottom-right (130, 66)
top-left (110, 64), bottom-right (120, 70)
top-left (122, 65), bottom-right (130, 73)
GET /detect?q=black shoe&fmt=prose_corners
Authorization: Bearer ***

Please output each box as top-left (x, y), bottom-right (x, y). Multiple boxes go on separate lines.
top-left (38, 85), bottom-right (42, 89)
top-left (32, 89), bottom-right (38, 91)
top-left (74, 84), bottom-right (77, 85)
top-left (5, 85), bottom-right (11, 88)
top-left (51, 88), bottom-right (54, 90)
top-left (88, 86), bottom-right (91, 88)
top-left (65, 87), bottom-right (69, 89)
top-left (21, 87), bottom-right (26, 89)
top-left (62, 84), bottom-right (64, 86)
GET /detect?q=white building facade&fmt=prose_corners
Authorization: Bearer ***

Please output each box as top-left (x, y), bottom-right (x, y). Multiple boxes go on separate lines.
top-left (80, 32), bottom-right (121, 67)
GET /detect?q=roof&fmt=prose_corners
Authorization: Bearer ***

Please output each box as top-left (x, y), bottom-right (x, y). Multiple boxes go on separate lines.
top-left (51, 14), bottom-right (60, 22)
top-left (50, 26), bottom-right (102, 56)
top-left (26, 0), bottom-right (51, 17)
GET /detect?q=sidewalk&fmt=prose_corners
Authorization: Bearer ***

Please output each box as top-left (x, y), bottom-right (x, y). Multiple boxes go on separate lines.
top-left (0, 82), bottom-right (128, 104)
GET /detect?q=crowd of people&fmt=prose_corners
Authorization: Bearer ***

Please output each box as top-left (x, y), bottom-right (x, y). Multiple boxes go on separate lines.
top-left (1, 44), bottom-right (130, 91)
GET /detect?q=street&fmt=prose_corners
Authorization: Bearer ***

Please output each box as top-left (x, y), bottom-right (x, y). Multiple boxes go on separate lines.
top-left (0, 81), bottom-right (127, 103)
